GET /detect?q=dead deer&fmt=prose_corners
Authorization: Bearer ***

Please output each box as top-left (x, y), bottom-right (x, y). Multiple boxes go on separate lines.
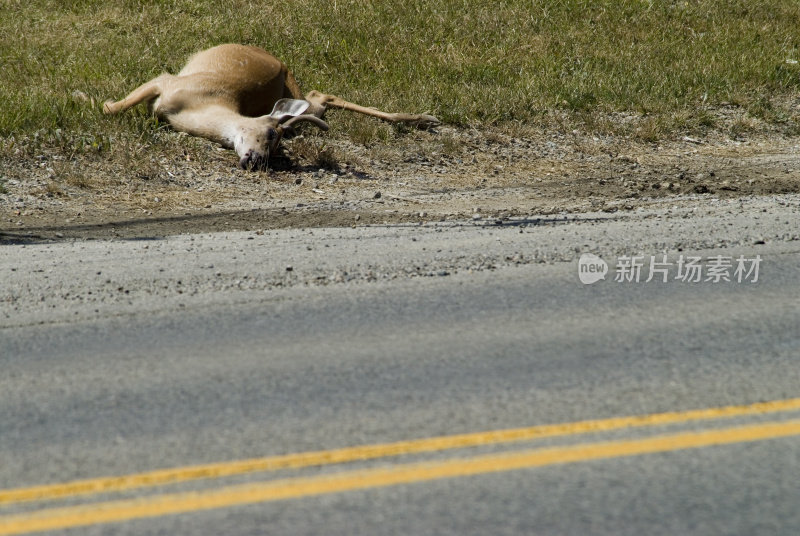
top-left (103, 44), bottom-right (439, 170)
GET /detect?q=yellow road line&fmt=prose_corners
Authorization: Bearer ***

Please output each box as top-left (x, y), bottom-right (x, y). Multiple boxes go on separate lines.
top-left (1, 419), bottom-right (799, 536)
top-left (3, 397), bottom-right (800, 506)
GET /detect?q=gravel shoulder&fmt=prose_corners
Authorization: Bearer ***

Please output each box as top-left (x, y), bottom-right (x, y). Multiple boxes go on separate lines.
top-left (2, 193), bottom-right (799, 328)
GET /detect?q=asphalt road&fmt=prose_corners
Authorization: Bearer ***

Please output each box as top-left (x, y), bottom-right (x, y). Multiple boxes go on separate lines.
top-left (1, 194), bottom-right (800, 535)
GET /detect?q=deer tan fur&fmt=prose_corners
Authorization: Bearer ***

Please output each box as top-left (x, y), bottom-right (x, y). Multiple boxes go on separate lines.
top-left (104, 44), bottom-right (439, 169)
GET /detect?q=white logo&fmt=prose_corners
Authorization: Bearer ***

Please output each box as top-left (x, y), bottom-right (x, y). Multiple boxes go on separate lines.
top-left (578, 253), bottom-right (608, 285)
top-left (577, 253), bottom-right (761, 285)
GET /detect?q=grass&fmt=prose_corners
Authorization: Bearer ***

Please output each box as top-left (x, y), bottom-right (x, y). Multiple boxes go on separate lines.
top-left (1, 0), bottom-right (800, 165)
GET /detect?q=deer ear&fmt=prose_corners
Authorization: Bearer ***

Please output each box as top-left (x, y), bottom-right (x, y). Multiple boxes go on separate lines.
top-left (269, 98), bottom-right (310, 119)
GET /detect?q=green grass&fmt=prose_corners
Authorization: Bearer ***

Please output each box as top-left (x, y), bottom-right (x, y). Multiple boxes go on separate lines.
top-left (1, 0), bottom-right (800, 152)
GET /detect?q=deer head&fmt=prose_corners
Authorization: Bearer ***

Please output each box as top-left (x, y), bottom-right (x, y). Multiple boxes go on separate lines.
top-left (235, 99), bottom-right (328, 170)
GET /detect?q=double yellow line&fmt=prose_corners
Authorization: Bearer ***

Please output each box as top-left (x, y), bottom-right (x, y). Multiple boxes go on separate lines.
top-left (2, 397), bottom-right (800, 535)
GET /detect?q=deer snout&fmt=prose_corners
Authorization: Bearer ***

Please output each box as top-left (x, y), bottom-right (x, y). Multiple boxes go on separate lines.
top-left (239, 150), bottom-right (269, 171)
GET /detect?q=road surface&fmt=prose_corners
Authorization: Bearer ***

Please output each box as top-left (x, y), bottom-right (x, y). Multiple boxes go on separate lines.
top-left (1, 194), bottom-right (799, 535)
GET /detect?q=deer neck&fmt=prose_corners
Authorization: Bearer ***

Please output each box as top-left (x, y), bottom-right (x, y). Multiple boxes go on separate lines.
top-left (167, 105), bottom-right (266, 150)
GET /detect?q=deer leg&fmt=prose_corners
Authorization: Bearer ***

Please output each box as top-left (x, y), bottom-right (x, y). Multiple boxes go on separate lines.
top-left (304, 90), bottom-right (439, 128)
top-left (103, 75), bottom-right (169, 115)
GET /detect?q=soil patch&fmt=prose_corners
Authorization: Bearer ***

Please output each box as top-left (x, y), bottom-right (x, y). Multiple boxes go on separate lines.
top-left (2, 123), bottom-right (800, 242)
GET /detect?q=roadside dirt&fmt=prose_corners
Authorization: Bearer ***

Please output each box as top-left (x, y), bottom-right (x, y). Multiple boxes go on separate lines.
top-left (2, 116), bottom-right (800, 242)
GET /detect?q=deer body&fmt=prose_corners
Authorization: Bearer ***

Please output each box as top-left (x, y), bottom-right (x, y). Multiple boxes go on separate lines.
top-left (104, 44), bottom-right (438, 169)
